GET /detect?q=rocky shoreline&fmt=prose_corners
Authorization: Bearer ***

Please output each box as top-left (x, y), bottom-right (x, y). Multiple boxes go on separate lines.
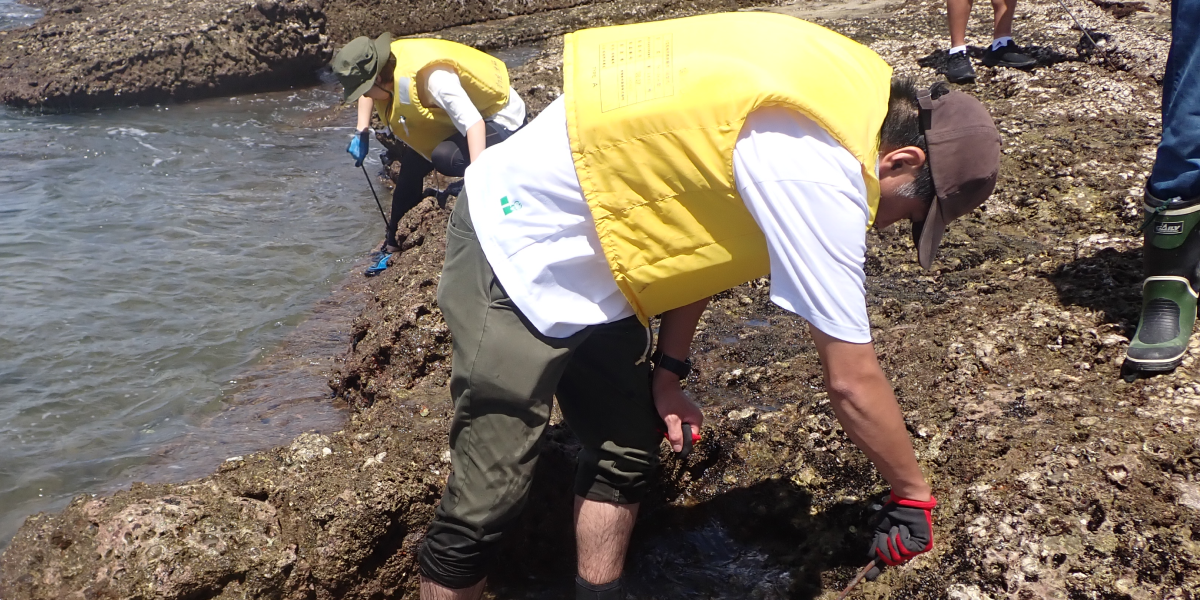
top-left (0, 0), bottom-right (330, 110)
top-left (0, 0), bottom-right (760, 111)
top-left (5, 0), bottom-right (1200, 599)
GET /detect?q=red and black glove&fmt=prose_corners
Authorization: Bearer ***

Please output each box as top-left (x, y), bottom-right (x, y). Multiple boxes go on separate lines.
top-left (865, 491), bottom-right (936, 580)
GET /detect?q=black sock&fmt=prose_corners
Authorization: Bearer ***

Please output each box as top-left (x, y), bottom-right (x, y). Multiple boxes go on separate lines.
top-left (576, 575), bottom-right (623, 600)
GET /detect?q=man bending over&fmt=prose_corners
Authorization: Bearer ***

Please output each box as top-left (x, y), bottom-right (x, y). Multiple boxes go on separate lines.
top-left (416, 12), bottom-right (1001, 599)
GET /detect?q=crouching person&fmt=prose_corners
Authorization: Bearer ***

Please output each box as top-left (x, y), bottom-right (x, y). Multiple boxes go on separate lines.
top-left (418, 12), bottom-right (1001, 599)
top-left (332, 34), bottom-right (525, 252)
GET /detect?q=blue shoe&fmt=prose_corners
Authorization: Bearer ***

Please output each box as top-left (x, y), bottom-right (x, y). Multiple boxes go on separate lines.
top-left (364, 253), bottom-right (391, 277)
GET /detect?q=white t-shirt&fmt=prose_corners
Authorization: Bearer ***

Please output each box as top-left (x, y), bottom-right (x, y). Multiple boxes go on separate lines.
top-left (425, 67), bottom-right (526, 135)
top-left (464, 96), bottom-right (872, 343)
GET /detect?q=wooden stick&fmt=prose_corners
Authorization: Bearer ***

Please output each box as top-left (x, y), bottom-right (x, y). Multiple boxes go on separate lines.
top-left (836, 560), bottom-right (877, 600)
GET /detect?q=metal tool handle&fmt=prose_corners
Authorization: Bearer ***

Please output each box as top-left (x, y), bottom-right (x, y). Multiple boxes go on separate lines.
top-left (360, 164), bottom-right (390, 227)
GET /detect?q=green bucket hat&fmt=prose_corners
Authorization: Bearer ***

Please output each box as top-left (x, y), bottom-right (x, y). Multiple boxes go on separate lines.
top-left (332, 33), bottom-right (393, 104)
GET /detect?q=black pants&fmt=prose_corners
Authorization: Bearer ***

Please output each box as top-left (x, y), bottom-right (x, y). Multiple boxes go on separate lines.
top-left (386, 121), bottom-right (516, 247)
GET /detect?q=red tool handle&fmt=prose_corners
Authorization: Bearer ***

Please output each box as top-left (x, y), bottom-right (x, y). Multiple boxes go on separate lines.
top-left (658, 423), bottom-right (701, 459)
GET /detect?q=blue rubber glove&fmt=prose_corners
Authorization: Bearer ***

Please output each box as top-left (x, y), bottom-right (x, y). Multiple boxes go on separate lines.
top-left (347, 130), bottom-right (370, 167)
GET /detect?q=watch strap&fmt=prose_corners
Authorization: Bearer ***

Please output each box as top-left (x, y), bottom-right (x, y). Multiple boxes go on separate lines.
top-left (651, 349), bottom-right (692, 379)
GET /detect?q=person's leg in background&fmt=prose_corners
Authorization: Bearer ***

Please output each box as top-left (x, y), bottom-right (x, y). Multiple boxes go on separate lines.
top-left (385, 143), bottom-right (434, 252)
top-left (945, 0), bottom-right (978, 83)
top-left (1148, 0), bottom-right (1200, 203)
top-left (989, 0), bottom-right (1016, 40)
top-left (419, 189), bottom-right (594, 599)
top-left (947, 0), bottom-right (973, 49)
top-left (981, 0), bottom-right (1035, 69)
top-left (944, 0), bottom-right (1033, 83)
top-left (1126, 0), bottom-right (1200, 377)
top-left (555, 316), bottom-right (663, 599)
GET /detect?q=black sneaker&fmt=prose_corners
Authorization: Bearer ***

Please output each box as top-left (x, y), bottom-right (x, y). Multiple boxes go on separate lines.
top-left (945, 51), bottom-right (976, 84)
top-left (982, 40), bottom-right (1037, 68)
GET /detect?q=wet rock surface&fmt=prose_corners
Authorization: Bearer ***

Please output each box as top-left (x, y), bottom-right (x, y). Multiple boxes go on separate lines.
top-left (0, 0), bottom-right (331, 110)
top-left (0, 0), bottom-right (760, 111)
top-left (4, 0), bottom-right (1200, 598)
top-left (322, 0), bottom-right (759, 51)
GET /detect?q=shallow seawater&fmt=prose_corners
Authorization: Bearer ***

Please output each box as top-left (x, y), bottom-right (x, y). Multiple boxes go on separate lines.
top-left (489, 513), bottom-right (795, 600)
top-left (0, 0), bottom-right (40, 29)
top-left (627, 520), bottom-right (793, 599)
top-left (0, 84), bottom-right (384, 545)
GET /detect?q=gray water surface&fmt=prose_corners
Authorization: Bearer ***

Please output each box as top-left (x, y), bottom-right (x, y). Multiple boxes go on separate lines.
top-left (0, 86), bottom-right (382, 545)
top-left (0, 0), bottom-right (39, 29)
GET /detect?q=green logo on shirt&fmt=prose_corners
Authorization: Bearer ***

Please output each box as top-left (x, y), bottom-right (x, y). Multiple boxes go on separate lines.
top-left (500, 195), bottom-right (523, 216)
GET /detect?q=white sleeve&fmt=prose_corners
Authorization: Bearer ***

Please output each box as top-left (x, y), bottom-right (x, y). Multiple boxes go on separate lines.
top-left (733, 108), bottom-right (872, 343)
top-left (424, 67), bottom-right (484, 136)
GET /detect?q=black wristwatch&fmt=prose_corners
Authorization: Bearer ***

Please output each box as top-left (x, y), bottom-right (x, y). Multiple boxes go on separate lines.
top-left (651, 349), bottom-right (692, 380)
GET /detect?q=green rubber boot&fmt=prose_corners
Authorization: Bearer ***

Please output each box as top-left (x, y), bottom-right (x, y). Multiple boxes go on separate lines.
top-left (1124, 191), bottom-right (1200, 380)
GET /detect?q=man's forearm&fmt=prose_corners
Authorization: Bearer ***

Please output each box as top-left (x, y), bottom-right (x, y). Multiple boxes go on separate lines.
top-left (828, 373), bottom-right (931, 501)
top-left (810, 325), bottom-right (931, 501)
top-left (652, 298), bottom-right (709, 450)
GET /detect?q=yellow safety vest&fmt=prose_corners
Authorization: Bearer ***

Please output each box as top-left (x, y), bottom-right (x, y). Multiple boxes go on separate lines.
top-left (374, 39), bottom-right (510, 160)
top-left (563, 12), bottom-right (892, 323)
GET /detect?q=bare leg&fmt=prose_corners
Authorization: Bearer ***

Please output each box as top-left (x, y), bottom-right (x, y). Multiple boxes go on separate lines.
top-left (946, 0), bottom-right (975, 47)
top-left (420, 576), bottom-right (486, 600)
top-left (991, 0), bottom-right (1017, 39)
top-left (575, 496), bottom-right (639, 585)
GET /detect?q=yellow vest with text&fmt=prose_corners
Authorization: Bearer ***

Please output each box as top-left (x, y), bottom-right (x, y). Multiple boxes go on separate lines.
top-left (374, 39), bottom-right (510, 160)
top-left (563, 13), bottom-right (892, 323)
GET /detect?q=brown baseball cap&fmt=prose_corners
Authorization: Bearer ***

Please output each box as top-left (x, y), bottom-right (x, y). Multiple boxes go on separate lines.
top-left (331, 33), bottom-right (393, 104)
top-left (911, 85), bottom-right (1001, 270)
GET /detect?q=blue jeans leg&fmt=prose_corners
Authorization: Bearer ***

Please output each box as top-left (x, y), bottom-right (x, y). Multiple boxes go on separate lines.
top-left (1148, 0), bottom-right (1200, 201)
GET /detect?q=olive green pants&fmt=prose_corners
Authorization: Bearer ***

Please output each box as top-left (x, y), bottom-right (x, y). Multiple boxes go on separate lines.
top-left (418, 190), bottom-right (663, 589)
